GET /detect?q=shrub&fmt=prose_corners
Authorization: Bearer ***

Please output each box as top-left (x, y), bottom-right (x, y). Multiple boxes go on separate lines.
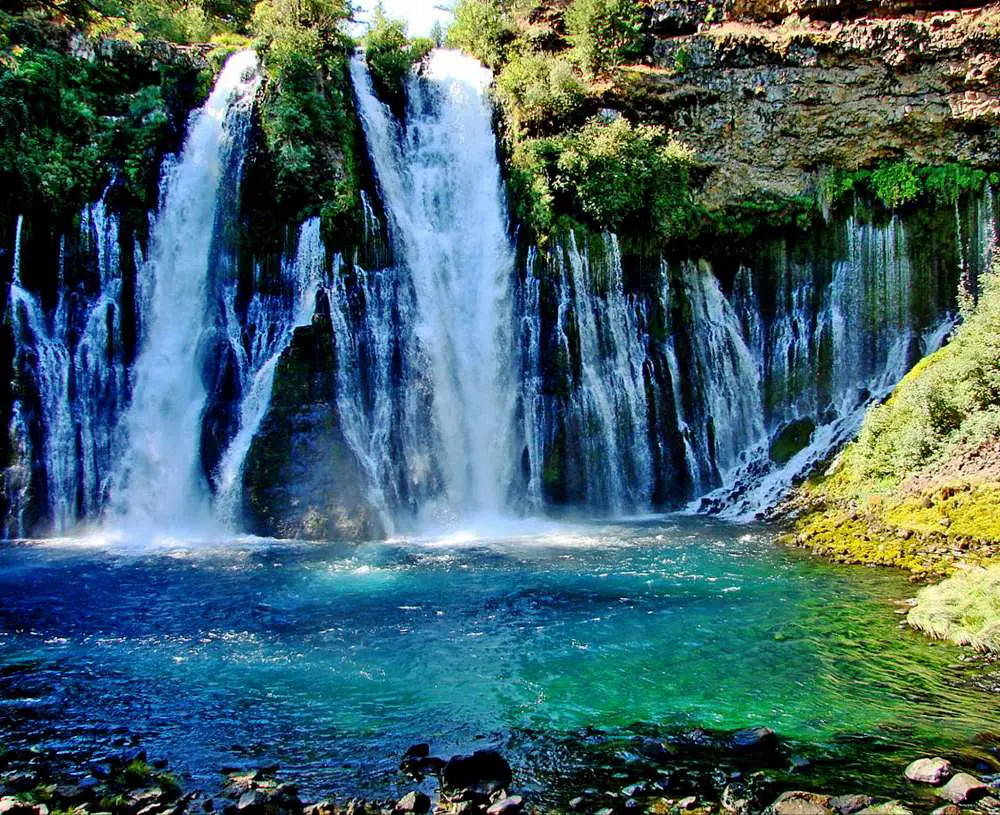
top-left (564, 0), bottom-right (645, 77)
top-left (848, 263), bottom-right (1000, 486)
top-left (511, 116), bottom-right (697, 240)
top-left (922, 163), bottom-right (989, 205)
top-left (364, 6), bottom-right (433, 113)
top-left (446, 0), bottom-right (517, 70)
top-left (870, 160), bottom-right (920, 208)
top-left (495, 51), bottom-right (585, 136)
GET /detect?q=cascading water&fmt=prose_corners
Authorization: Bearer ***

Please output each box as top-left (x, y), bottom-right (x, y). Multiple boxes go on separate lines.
top-left (213, 218), bottom-right (326, 526)
top-left (349, 51), bottom-right (518, 522)
top-left (109, 50), bottom-right (260, 532)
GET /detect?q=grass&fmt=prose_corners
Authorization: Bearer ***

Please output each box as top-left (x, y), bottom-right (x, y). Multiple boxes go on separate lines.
top-left (908, 565), bottom-right (1000, 652)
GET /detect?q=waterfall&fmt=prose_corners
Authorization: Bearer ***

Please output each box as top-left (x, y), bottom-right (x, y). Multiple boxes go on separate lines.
top-left (109, 50), bottom-right (260, 532)
top-left (349, 51), bottom-right (518, 522)
top-left (213, 218), bottom-right (326, 526)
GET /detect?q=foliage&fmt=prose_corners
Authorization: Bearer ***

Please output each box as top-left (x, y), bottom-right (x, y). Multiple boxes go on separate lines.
top-left (446, 0), bottom-right (517, 70)
top-left (364, 5), bottom-right (432, 113)
top-left (250, 0), bottom-right (360, 246)
top-left (673, 45), bottom-right (691, 74)
top-left (820, 161), bottom-right (994, 214)
top-left (495, 51), bottom-right (586, 136)
top-left (0, 18), bottom-right (208, 218)
top-left (510, 116), bottom-right (697, 240)
top-left (870, 161), bottom-right (920, 208)
top-left (564, 0), bottom-right (645, 77)
top-left (847, 264), bottom-right (1000, 486)
top-left (909, 565), bottom-right (1000, 653)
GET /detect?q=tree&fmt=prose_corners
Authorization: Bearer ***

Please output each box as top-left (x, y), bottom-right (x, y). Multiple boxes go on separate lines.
top-left (564, 0), bottom-right (645, 77)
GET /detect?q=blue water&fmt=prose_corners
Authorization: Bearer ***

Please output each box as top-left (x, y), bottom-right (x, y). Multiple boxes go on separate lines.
top-left (1, 517), bottom-right (997, 799)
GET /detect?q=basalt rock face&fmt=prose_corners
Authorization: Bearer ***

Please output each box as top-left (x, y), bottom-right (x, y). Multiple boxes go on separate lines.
top-left (622, 5), bottom-right (1000, 207)
top-left (242, 307), bottom-right (384, 543)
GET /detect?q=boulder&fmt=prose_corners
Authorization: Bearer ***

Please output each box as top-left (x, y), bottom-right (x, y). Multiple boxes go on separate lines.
top-left (402, 746), bottom-right (430, 761)
top-left (766, 792), bottom-right (833, 815)
top-left (393, 792), bottom-right (430, 815)
top-left (242, 318), bottom-right (384, 542)
top-left (485, 797), bottom-right (522, 815)
top-left (728, 727), bottom-right (780, 755)
top-left (0, 799), bottom-right (39, 815)
top-left (938, 773), bottom-right (989, 804)
top-left (441, 751), bottom-right (512, 798)
top-left (905, 758), bottom-right (952, 785)
top-left (236, 791), bottom-right (269, 813)
top-left (856, 802), bottom-right (912, 815)
top-left (830, 795), bottom-right (872, 815)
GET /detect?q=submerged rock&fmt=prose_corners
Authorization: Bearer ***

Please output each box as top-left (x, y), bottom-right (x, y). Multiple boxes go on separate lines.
top-left (938, 773), bottom-right (989, 804)
top-left (904, 757), bottom-right (952, 784)
top-left (441, 751), bottom-right (512, 798)
top-left (393, 792), bottom-right (430, 815)
top-left (765, 791), bottom-right (833, 815)
top-left (830, 795), bottom-right (872, 815)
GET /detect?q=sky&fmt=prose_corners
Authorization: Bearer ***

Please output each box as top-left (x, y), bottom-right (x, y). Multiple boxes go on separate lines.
top-left (352, 0), bottom-right (453, 37)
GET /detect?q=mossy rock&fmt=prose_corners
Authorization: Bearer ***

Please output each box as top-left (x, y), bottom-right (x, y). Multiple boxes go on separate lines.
top-left (242, 312), bottom-right (383, 542)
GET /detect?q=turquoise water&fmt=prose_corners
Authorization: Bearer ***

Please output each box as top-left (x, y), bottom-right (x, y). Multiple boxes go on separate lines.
top-left (1, 517), bottom-right (997, 799)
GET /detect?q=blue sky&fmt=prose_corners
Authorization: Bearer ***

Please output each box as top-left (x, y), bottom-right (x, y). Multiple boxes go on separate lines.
top-left (353, 0), bottom-right (453, 37)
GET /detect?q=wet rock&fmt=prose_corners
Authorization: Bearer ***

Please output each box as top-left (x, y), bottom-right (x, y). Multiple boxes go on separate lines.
top-left (403, 746), bottom-right (430, 762)
top-left (789, 756), bottom-right (812, 772)
top-left (678, 797), bottom-right (698, 810)
top-left (568, 798), bottom-right (585, 811)
top-left (721, 784), bottom-right (753, 815)
top-left (856, 802), bottom-right (912, 815)
top-left (441, 752), bottom-right (512, 798)
top-left (621, 784), bottom-right (647, 797)
top-left (485, 797), bottom-right (521, 815)
top-left (728, 728), bottom-right (779, 756)
top-left (765, 792), bottom-right (833, 815)
top-left (929, 806), bottom-right (961, 815)
top-left (237, 791), bottom-right (269, 813)
top-left (938, 773), bottom-right (989, 804)
top-left (905, 758), bottom-right (952, 784)
top-left (394, 793), bottom-right (430, 815)
top-left (0, 799), bottom-right (40, 815)
top-left (830, 795), bottom-right (872, 815)
top-left (1, 774), bottom-right (38, 793)
top-left (595, 809), bottom-right (615, 815)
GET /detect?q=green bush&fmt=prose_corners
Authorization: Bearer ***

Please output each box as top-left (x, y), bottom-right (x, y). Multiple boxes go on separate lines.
top-left (495, 51), bottom-right (585, 136)
top-left (564, 0), bottom-right (645, 77)
top-left (511, 116), bottom-right (697, 240)
top-left (446, 0), bottom-right (517, 70)
top-left (364, 6), bottom-right (433, 113)
top-left (922, 163), bottom-right (989, 205)
top-left (848, 263), bottom-right (1000, 485)
top-left (251, 0), bottom-right (360, 244)
top-left (870, 160), bottom-right (920, 208)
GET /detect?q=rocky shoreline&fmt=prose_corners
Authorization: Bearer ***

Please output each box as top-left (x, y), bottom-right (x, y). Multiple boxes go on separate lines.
top-left (3, 726), bottom-right (1000, 815)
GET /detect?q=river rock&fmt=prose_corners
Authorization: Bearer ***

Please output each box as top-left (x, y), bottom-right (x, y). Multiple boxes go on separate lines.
top-left (0, 799), bottom-right (40, 815)
top-left (856, 802), bottom-right (912, 815)
top-left (237, 790), bottom-right (269, 813)
top-left (830, 795), bottom-right (872, 815)
top-left (729, 727), bottom-right (779, 755)
top-left (938, 773), bottom-right (989, 804)
top-left (393, 792), bottom-right (429, 815)
top-left (905, 758), bottom-right (952, 784)
top-left (441, 751), bottom-right (512, 798)
top-left (765, 791), bottom-right (833, 815)
top-left (929, 806), bottom-right (961, 815)
top-left (402, 745), bottom-right (430, 761)
top-left (485, 797), bottom-right (522, 815)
